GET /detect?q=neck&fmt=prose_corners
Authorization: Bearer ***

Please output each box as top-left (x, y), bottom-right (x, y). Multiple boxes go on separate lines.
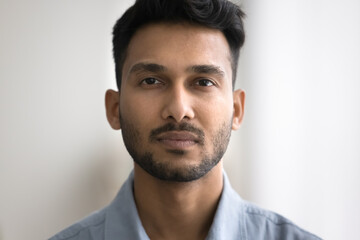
top-left (133, 162), bottom-right (223, 240)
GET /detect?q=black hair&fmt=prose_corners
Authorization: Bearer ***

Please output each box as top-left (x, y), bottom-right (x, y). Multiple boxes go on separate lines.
top-left (112, 0), bottom-right (245, 89)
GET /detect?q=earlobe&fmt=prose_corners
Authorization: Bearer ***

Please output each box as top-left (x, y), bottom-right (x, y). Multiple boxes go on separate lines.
top-left (105, 89), bottom-right (121, 130)
top-left (232, 89), bottom-right (245, 130)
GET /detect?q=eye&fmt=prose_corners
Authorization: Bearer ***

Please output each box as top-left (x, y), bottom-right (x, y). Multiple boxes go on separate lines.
top-left (140, 77), bottom-right (162, 85)
top-left (196, 79), bottom-right (215, 87)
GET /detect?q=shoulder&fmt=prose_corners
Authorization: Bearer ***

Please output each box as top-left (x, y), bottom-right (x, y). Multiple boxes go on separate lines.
top-left (242, 201), bottom-right (322, 239)
top-left (48, 208), bottom-right (106, 240)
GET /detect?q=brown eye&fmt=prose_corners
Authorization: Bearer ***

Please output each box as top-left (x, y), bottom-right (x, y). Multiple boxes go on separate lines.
top-left (141, 78), bottom-right (161, 85)
top-left (197, 79), bottom-right (215, 87)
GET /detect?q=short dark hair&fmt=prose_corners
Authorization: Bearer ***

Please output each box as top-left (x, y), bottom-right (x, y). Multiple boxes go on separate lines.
top-left (112, 0), bottom-right (245, 89)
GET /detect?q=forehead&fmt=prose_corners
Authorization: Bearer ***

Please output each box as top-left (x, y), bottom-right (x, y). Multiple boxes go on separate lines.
top-left (122, 22), bottom-right (232, 80)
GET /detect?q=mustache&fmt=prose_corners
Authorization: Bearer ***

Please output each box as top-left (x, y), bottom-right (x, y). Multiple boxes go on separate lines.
top-left (149, 122), bottom-right (205, 143)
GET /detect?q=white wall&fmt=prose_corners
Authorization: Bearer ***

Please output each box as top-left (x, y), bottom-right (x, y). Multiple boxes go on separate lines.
top-left (0, 0), bottom-right (135, 239)
top-left (226, 0), bottom-right (360, 239)
top-left (0, 0), bottom-right (359, 239)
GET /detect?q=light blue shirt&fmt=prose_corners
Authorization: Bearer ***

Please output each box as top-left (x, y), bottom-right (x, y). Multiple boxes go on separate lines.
top-left (49, 171), bottom-right (321, 240)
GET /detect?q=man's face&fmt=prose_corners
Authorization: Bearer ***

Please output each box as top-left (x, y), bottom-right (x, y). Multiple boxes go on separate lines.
top-left (115, 23), bottom-right (242, 182)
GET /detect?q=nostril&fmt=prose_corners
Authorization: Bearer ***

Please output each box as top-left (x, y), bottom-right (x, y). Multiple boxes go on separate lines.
top-left (166, 115), bottom-right (176, 120)
top-left (160, 89), bottom-right (195, 122)
top-left (166, 114), bottom-right (191, 121)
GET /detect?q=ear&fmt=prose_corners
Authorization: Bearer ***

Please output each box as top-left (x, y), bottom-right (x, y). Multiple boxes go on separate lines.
top-left (105, 89), bottom-right (121, 130)
top-left (232, 89), bottom-right (245, 130)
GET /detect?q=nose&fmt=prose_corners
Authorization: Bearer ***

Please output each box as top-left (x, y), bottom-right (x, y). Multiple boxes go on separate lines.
top-left (161, 84), bottom-right (195, 122)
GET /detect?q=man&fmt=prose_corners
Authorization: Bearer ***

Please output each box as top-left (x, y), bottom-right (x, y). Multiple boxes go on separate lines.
top-left (50, 0), bottom-right (321, 239)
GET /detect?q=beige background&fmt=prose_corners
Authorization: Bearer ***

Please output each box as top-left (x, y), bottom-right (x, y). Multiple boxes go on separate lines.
top-left (1, 0), bottom-right (359, 239)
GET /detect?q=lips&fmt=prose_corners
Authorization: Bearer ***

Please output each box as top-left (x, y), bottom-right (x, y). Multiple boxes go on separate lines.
top-left (156, 131), bottom-right (199, 149)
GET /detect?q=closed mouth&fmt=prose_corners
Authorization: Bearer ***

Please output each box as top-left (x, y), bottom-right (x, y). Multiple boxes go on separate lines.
top-left (156, 131), bottom-right (200, 149)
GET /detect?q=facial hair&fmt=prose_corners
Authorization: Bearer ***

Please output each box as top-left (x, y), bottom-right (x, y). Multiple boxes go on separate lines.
top-left (120, 117), bottom-right (232, 182)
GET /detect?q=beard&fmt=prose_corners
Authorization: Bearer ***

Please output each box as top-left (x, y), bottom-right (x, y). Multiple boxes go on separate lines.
top-left (120, 116), bottom-right (232, 182)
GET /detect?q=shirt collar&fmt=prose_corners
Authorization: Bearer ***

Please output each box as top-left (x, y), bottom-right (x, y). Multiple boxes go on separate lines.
top-left (206, 171), bottom-right (247, 239)
top-left (104, 170), bottom-right (246, 240)
top-left (104, 171), bottom-right (149, 240)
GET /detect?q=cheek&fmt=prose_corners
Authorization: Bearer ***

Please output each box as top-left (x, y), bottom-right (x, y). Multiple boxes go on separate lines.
top-left (120, 93), bottom-right (160, 130)
top-left (196, 95), bottom-right (233, 125)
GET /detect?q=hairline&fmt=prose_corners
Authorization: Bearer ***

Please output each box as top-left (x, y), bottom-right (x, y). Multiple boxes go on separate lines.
top-left (117, 21), bottom-right (238, 90)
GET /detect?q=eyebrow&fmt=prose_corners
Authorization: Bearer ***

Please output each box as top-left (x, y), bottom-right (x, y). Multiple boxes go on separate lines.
top-left (187, 65), bottom-right (225, 77)
top-left (129, 63), bottom-right (167, 75)
top-left (128, 62), bottom-right (225, 78)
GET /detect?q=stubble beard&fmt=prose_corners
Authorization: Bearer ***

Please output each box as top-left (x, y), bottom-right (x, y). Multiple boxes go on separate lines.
top-left (120, 116), bottom-right (232, 182)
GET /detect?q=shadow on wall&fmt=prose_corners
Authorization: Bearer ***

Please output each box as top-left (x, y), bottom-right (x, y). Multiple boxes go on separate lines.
top-left (47, 136), bottom-right (133, 237)
top-left (87, 145), bottom-right (133, 207)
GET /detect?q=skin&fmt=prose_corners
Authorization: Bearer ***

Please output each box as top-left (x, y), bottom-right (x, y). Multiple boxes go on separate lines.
top-left (105, 23), bottom-right (245, 240)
